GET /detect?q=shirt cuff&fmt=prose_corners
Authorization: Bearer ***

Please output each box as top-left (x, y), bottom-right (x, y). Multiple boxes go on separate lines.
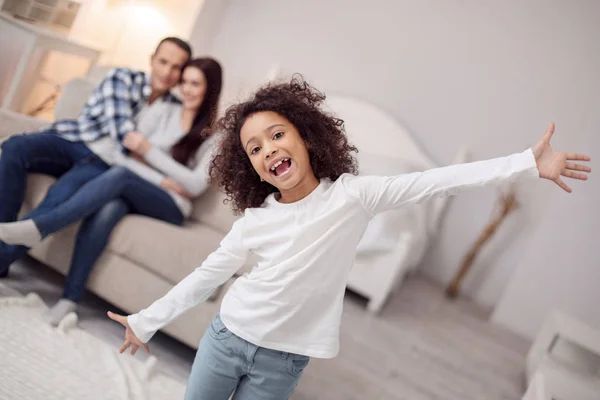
top-left (127, 313), bottom-right (154, 344)
top-left (523, 148), bottom-right (541, 178)
top-left (118, 120), bottom-right (136, 140)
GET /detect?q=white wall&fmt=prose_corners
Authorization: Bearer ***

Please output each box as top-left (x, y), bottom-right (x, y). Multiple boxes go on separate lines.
top-left (70, 0), bottom-right (204, 70)
top-left (492, 127), bottom-right (600, 339)
top-left (189, 0), bottom-right (600, 309)
top-left (189, 0), bottom-right (232, 55)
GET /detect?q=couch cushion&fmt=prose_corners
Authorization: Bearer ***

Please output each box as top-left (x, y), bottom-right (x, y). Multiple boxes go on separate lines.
top-left (0, 110), bottom-right (48, 144)
top-left (191, 184), bottom-right (240, 234)
top-left (107, 217), bottom-right (226, 284)
top-left (53, 78), bottom-right (95, 120)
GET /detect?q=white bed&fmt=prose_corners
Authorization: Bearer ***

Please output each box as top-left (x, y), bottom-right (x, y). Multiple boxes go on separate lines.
top-left (325, 95), bottom-right (467, 312)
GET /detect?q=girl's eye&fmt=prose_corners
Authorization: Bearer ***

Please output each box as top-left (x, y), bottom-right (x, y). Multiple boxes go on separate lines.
top-left (250, 147), bottom-right (260, 155)
top-left (273, 131), bottom-right (284, 140)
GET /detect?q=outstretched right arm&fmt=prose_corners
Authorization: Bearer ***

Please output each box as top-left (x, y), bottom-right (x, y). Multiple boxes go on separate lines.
top-left (109, 218), bottom-right (249, 348)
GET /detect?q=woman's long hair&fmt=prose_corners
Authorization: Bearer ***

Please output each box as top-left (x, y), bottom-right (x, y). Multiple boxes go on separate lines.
top-left (171, 57), bottom-right (223, 165)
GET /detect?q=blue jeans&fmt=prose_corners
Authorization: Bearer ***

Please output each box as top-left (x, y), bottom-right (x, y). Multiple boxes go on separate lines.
top-left (32, 166), bottom-right (184, 238)
top-left (28, 166), bottom-right (184, 301)
top-left (185, 315), bottom-right (310, 400)
top-left (63, 199), bottom-right (130, 301)
top-left (0, 132), bottom-right (108, 275)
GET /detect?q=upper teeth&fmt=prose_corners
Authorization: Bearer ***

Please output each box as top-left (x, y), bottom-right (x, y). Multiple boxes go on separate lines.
top-left (271, 158), bottom-right (289, 171)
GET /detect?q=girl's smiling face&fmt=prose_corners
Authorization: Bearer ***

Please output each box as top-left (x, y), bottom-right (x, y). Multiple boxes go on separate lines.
top-left (240, 111), bottom-right (319, 202)
top-left (209, 76), bottom-right (358, 214)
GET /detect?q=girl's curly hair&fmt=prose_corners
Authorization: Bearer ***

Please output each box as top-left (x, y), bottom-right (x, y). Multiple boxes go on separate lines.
top-left (209, 75), bottom-right (358, 214)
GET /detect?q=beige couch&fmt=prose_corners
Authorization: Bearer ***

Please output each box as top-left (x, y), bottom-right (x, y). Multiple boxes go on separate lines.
top-left (0, 101), bottom-right (245, 349)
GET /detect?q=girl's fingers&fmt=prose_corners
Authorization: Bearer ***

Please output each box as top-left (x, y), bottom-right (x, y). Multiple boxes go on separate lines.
top-left (565, 162), bottom-right (592, 173)
top-left (120, 340), bottom-right (130, 354)
top-left (107, 311), bottom-right (125, 326)
top-left (543, 123), bottom-right (555, 142)
top-left (566, 153), bottom-right (591, 162)
top-left (130, 344), bottom-right (139, 356)
top-left (555, 178), bottom-right (572, 193)
top-left (562, 170), bottom-right (588, 181)
top-left (142, 343), bottom-right (150, 354)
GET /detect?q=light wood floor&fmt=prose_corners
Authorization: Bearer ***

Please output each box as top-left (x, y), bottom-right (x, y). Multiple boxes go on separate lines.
top-left (2, 257), bottom-right (531, 399)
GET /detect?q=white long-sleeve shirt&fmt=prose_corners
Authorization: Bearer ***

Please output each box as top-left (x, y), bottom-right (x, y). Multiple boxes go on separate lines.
top-left (128, 148), bottom-right (540, 358)
top-left (143, 134), bottom-right (219, 197)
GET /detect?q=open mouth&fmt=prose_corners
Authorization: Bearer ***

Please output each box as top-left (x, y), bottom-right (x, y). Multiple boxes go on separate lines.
top-left (269, 158), bottom-right (292, 177)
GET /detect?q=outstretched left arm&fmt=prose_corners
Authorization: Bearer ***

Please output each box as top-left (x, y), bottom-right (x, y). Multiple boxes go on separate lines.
top-left (345, 123), bottom-right (591, 215)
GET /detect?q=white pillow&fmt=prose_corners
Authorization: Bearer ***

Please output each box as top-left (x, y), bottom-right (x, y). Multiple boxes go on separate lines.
top-left (355, 152), bottom-right (424, 255)
top-left (54, 78), bottom-right (95, 120)
top-left (356, 151), bottom-right (417, 177)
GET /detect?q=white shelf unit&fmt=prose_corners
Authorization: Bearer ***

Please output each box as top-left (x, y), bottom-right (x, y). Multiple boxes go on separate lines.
top-left (1, 0), bottom-right (80, 30)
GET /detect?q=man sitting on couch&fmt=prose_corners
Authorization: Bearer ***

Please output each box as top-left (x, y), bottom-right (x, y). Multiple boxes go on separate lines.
top-left (0, 38), bottom-right (191, 300)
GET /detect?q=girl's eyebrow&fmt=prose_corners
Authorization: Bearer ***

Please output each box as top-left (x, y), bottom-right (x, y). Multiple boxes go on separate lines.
top-left (264, 123), bottom-right (285, 133)
top-left (245, 137), bottom-right (258, 151)
top-left (245, 124), bottom-right (286, 150)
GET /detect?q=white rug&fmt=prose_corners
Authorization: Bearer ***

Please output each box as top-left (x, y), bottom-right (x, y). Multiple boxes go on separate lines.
top-left (0, 284), bottom-right (186, 400)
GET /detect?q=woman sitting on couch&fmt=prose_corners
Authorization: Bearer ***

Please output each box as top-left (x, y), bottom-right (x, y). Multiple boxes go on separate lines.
top-left (0, 57), bottom-right (223, 324)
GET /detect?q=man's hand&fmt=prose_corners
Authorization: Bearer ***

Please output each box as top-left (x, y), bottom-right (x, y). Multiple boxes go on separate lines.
top-left (532, 123), bottom-right (591, 193)
top-left (161, 177), bottom-right (193, 199)
top-left (123, 132), bottom-right (152, 156)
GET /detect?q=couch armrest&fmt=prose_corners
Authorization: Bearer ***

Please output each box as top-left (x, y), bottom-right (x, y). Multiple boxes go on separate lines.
top-left (0, 110), bottom-right (49, 144)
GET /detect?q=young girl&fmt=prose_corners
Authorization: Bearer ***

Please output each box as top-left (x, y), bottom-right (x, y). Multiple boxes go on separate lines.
top-left (107, 77), bottom-right (590, 399)
top-left (0, 58), bottom-right (223, 324)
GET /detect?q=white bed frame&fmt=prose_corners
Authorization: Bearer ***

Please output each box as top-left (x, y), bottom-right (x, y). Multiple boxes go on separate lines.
top-left (325, 94), bottom-right (468, 313)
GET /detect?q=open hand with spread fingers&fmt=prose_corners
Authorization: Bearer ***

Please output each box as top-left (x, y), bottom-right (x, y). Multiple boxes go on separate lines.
top-left (107, 311), bottom-right (150, 356)
top-left (532, 123), bottom-right (591, 192)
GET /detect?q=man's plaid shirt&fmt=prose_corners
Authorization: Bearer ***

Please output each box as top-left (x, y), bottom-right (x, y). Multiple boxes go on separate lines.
top-left (47, 68), bottom-right (179, 144)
